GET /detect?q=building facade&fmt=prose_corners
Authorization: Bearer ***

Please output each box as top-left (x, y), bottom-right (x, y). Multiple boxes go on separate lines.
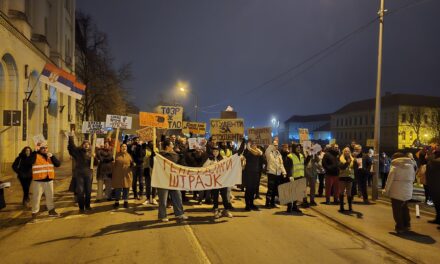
top-left (331, 93), bottom-right (440, 151)
top-left (0, 0), bottom-right (77, 176)
top-left (284, 114), bottom-right (331, 142)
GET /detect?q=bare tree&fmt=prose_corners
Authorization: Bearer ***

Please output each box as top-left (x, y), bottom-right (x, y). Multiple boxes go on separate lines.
top-left (432, 108), bottom-right (440, 143)
top-left (407, 107), bottom-right (423, 146)
top-left (75, 11), bottom-right (136, 123)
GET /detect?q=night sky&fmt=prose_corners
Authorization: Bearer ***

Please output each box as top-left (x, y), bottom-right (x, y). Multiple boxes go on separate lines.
top-left (76, 0), bottom-right (440, 128)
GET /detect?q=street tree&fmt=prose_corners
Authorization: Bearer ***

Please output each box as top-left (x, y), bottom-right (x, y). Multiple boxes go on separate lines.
top-left (407, 107), bottom-right (423, 146)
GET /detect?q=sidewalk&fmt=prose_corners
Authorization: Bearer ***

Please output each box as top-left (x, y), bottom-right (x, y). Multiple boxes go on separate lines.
top-left (311, 195), bottom-right (440, 264)
top-left (0, 162), bottom-right (73, 228)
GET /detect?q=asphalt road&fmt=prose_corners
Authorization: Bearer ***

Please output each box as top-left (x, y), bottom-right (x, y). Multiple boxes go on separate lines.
top-left (0, 188), bottom-right (410, 264)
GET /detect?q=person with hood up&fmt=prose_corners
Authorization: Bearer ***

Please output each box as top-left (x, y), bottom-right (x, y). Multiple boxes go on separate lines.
top-left (338, 147), bottom-right (355, 212)
top-left (384, 152), bottom-right (416, 234)
top-left (264, 139), bottom-right (286, 208)
top-left (68, 133), bottom-right (97, 213)
top-left (12, 146), bottom-right (33, 206)
top-left (322, 144), bottom-right (340, 205)
top-left (242, 139), bottom-right (263, 211)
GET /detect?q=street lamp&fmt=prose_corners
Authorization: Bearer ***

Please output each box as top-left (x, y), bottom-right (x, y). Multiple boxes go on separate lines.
top-left (178, 82), bottom-right (199, 122)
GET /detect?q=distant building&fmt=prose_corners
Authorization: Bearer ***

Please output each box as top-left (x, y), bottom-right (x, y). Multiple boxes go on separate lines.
top-left (331, 93), bottom-right (440, 151)
top-left (0, 0), bottom-right (77, 175)
top-left (284, 114), bottom-right (331, 142)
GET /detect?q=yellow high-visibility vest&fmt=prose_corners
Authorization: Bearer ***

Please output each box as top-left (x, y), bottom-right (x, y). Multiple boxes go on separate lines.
top-left (288, 153), bottom-right (304, 179)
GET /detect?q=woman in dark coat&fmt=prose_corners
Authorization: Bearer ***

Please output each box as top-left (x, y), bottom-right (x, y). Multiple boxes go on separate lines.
top-left (96, 141), bottom-right (114, 201)
top-left (243, 140), bottom-right (264, 211)
top-left (12, 146), bottom-right (33, 206)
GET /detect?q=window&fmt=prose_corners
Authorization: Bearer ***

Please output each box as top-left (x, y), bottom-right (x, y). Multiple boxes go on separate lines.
top-left (409, 131), bottom-right (413, 140)
top-left (360, 116), bottom-right (363, 126)
top-left (402, 114), bottom-right (407, 123)
top-left (354, 117), bottom-right (358, 126)
top-left (402, 131), bottom-right (406, 140)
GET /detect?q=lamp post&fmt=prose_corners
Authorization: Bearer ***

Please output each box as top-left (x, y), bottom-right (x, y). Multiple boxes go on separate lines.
top-left (179, 86), bottom-right (199, 122)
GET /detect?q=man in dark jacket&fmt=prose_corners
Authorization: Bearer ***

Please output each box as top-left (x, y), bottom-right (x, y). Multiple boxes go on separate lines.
top-left (129, 137), bottom-right (146, 200)
top-left (322, 144), bottom-right (340, 204)
top-left (353, 144), bottom-right (372, 204)
top-left (426, 150), bottom-right (440, 227)
top-left (68, 135), bottom-right (97, 213)
top-left (12, 147), bottom-right (33, 206)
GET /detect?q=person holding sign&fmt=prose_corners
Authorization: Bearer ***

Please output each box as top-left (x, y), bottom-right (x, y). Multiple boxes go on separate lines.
top-left (68, 133), bottom-right (97, 213)
top-left (203, 146), bottom-right (233, 219)
top-left (155, 139), bottom-right (188, 222)
top-left (128, 137), bottom-right (146, 200)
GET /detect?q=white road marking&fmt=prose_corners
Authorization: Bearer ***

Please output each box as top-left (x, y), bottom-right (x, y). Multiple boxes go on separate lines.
top-left (183, 224), bottom-right (212, 264)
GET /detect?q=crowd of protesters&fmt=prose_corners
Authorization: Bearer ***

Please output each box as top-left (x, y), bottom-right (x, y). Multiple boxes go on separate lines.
top-left (4, 132), bottom-right (440, 233)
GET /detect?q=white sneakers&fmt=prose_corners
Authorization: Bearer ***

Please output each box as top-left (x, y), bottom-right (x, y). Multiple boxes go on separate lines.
top-left (177, 214), bottom-right (189, 220)
top-left (143, 198), bottom-right (158, 206)
top-left (213, 209), bottom-right (233, 219)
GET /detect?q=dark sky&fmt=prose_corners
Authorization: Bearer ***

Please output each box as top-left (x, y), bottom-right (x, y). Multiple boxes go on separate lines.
top-left (77, 0), bottom-right (440, 128)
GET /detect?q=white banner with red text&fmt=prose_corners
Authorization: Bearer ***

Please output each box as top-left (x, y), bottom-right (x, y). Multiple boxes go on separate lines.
top-left (152, 154), bottom-right (242, 191)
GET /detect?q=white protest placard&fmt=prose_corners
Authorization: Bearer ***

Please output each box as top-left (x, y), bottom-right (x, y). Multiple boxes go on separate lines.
top-left (82, 121), bottom-right (106, 134)
top-left (95, 138), bottom-right (105, 148)
top-left (277, 178), bottom-right (307, 205)
top-left (32, 134), bottom-right (47, 147)
top-left (152, 154), bottom-right (242, 191)
top-left (188, 137), bottom-right (208, 150)
top-left (301, 140), bottom-right (312, 155)
top-left (310, 144), bottom-right (322, 156)
top-left (105, 115), bottom-right (132, 129)
top-left (247, 127), bottom-right (272, 145)
top-left (298, 128), bottom-right (309, 143)
top-left (156, 105), bottom-right (183, 129)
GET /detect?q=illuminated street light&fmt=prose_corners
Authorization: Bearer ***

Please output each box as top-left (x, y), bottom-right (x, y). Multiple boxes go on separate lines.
top-left (177, 81), bottom-right (198, 122)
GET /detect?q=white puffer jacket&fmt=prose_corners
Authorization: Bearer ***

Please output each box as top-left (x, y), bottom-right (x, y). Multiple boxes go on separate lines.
top-left (264, 145), bottom-right (286, 176)
top-left (384, 157), bottom-right (415, 201)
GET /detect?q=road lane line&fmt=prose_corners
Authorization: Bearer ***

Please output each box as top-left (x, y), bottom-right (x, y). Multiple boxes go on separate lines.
top-left (183, 224), bottom-right (211, 264)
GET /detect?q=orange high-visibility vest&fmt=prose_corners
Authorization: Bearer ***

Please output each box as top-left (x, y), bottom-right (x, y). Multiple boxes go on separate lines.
top-left (32, 154), bottom-right (55, 180)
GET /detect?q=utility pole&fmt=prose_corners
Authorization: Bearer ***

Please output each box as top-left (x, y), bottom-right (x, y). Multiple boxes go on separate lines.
top-left (373, 0), bottom-right (386, 201)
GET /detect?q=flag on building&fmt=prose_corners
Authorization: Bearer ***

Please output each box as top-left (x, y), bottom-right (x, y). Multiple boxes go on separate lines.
top-left (38, 63), bottom-right (86, 100)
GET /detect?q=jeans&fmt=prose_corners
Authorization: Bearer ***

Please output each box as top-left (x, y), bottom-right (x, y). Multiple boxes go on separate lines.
top-left (198, 190), bottom-right (212, 203)
top-left (31, 181), bottom-right (54, 214)
top-left (18, 176), bottom-right (32, 202)
top-left (266, 174), bottom-right (281, 206)
top-left (75, 174), bottom-right (93, 210)
top-left (325, 175), bottom-right (339, 200)
top-left (115, 188), bottom-right (129, 201)
top-left (318, 173), bottom-right (325, 196)
top-left (144, 167), bottom-right (156, 199)
top-left (132, 166), bottom-right (144, 197)
top-left (391, 198), bottom-right (410, 231)
top-left (212, 188), bottom-right (229, 209)
top-left (157, 188), bottom-right (184, 219)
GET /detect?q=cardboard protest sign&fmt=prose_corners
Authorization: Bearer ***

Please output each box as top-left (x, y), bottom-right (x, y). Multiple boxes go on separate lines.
top-left (277, 178), bottom-right (307, 205)
top-left (301, 140), bottom-right (312, 155)
top-left (247, 127), bottom-right (272, 145)
top-left (137, 127), bottom-right (155, 142)
top-left (95, 138), bottom-right (105, 148)
top-left (32, 134), bottom-right (47, 147)
top-left (182, 121), bottom-right (206, 135)
top-left (81, 121), bottom-right (106, 134)
top-left (105, 115), bottom-right (132, 129)
top-left (210, 118), bottom-right (244, 141)
top-left (188, 137), bottom-right (207, 150)
top-left (156, 105), bottom-right (183, 129)
top-left (152, 154), bottom-right (242, 191)
top-left (139, 112), bottom-right (168, 128)
top-left (298, 128), bottom-right (309, 143)
top-left (366, 139), bottom-right (374, 147)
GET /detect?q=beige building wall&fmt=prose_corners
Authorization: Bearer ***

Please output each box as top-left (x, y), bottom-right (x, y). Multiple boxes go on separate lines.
top-left (0, 0), bottom-right (76, 176)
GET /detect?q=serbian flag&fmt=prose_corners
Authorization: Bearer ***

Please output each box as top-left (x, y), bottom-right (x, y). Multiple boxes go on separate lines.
top-left (71, 81), bottom-right (86, 100)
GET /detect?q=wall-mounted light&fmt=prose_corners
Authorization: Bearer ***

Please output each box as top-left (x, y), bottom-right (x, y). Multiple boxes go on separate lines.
top-left (24, 64), bottom-right (29, 79)
top-left (59, 105), bottom-right (65, 113)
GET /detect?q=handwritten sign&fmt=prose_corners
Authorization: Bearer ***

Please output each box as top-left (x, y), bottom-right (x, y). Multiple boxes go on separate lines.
top-left (188, 137), bottom-right (207, 150)
top-left (247, 127), bottom-right (272, 145)
top-left (152, 154), bottom-right (242, 191)
top-left (105, 115), bottom-right (132, 129)
top-left (298, 128), bottom-right (309, 143)
top-left (156, 105), bottom-right (183, 129)
top-left (182, 121), bottom-right (206, 135)
top-left (137, 127), bottom-right (155, 142)
top-left (278, 178), bottom-right (307, 204)
top-left (81, 121), bottom-right (106, 134)
top-left (139, 112), bottom-right (168, 128)
top-left (210, 118), bottom-right (244, 141)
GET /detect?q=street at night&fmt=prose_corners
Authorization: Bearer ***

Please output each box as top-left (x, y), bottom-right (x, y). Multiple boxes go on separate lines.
top-left (1, 1), bottom-right (440, 263)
